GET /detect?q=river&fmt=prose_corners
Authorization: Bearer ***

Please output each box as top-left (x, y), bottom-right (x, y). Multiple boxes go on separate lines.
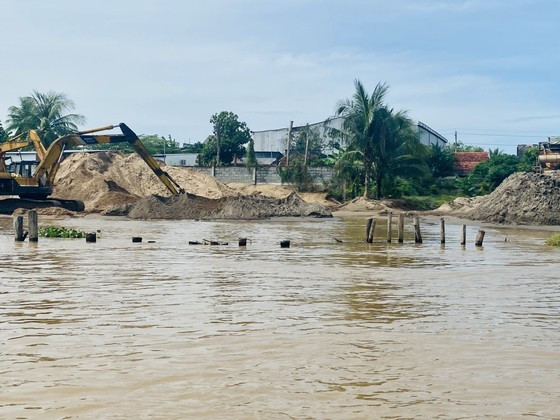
top-left (1, 215), bottom-right (559, 418)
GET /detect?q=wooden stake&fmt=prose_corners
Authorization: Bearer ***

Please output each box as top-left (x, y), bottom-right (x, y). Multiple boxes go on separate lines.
top-left (14, 216), bottom-right (26, 241)
top-left (460, 224), bottom-right (466, 246)
top-left (413, 217), bottom-right (423, 244)
top-left (398, 213), bottom-right (404, 243)
top-left (28, 210), bottom-right (38, 242)
top-left (386, 212), bottom-right (392, 243)
top-left (475, 229), bottom-right (486, 247)
top-left (366, 217), bottom-right (373, 243)
top-left (440, 218), bottom-right (445, 244)
top-left (366, 217), bottom-right (376, 243)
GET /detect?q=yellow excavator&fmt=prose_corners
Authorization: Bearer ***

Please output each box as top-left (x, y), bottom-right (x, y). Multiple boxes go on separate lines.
top-left (0, 123), bottom-right (184, 212)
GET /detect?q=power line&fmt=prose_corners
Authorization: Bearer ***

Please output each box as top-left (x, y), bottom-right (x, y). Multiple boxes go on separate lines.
top-left (441, 127), bottom-right (556, 134)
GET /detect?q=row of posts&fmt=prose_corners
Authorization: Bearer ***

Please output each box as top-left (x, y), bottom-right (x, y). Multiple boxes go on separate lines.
top-left (366, 212), bottom-right (485, 247)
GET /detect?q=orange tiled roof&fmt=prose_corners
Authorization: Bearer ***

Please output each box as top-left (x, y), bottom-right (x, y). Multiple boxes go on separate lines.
top-left (454, 152), bottom-right (489, 175)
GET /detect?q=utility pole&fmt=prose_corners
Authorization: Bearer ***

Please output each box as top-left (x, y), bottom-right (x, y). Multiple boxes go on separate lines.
top-left (454, 130), bottom-right (458, 145)
top-left (216, 126), bottom-right (220, 166)
top-left (286, 121), bottom-right (293, 166)
top-left (304, 125), bottom-right (310, 166)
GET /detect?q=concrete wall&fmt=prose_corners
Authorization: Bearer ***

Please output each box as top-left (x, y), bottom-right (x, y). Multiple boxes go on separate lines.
top-left (187, 166), bottom-right (334, 186)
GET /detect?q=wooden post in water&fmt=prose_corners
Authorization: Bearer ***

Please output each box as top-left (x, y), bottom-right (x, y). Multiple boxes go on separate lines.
top-left (14, 216), bottom-right (26, 241)
top-left (460, 224), bottom-right (466, 246)
top-left (239, 238), bottom-right (247, 247)
top-left (413, 217), bottom-right (423, 244)
top-left (366, 217), bottom-right (373, 243)
top-left (28, 210), bottom-right (38, 242)
top-left (86, 232), bottom-right (97, 243)
top-left (440, 217), bottom-right (445, 244)
top-left (398, 213), bottom-right (404, 243)
top-left (386, 212), bottom-right (392, 243)
top-left (475, 229), bottom-right (485, 247)
top-left (366, 217), bottom-right (376, 243)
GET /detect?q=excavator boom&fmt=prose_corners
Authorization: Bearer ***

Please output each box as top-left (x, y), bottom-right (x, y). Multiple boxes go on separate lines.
top-left (34, 123), bottom-right (184, 195)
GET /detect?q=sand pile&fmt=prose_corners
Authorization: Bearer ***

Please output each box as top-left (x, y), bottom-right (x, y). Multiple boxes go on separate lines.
top-left (335, 197), bottom-right (392, 213)
top-left (108, 192), bottom-right (332, 220)
top-left (227, 183), bottom-right (340, 208)
top-left (53, 152), bottom-right (234, 211)
top-left (52, 152), bottom-right (331, 219)
top-left (437, 172), bottom-right (560, 225)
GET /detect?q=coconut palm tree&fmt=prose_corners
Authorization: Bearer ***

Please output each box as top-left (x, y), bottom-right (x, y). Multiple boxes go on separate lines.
top-left (335, 80), bottom-right (388, 198)
top-left (335, 80), bottom-right (425, 199)
top-left (371, 107), bottom-right (427, 198)
top-left (6, 91), bottom-right (85, 146)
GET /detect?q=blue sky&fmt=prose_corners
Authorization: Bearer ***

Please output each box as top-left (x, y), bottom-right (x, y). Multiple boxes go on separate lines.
top-left (1, 0), bottom-right (559, 152)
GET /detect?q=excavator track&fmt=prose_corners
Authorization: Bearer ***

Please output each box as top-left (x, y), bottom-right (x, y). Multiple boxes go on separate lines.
top-left (0, 198), bottom-right (85, 215)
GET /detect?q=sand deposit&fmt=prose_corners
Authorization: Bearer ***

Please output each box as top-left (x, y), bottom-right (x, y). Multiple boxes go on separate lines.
top-left (51, 152), bottom-right (331, 219)
top-left (436, 172), bottom-right (560, 225)
top-left (108, 192), bottom-right (331, 220)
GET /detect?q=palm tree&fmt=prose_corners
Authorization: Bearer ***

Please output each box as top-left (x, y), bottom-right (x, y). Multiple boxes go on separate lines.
top-left (335, 80), bottom-right (425, 199)
top-left (371, 107), bottom-right (427, 198)
top-left (6, 91), bottom-right (85, 146)
top-left (0, 120), bottom-right (10, 142)
top-left (335, 80), bottom-right (388, 198)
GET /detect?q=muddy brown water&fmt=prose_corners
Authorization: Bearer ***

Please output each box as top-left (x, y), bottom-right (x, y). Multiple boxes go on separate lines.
top-left (1, 215), bottom-right (559, 418)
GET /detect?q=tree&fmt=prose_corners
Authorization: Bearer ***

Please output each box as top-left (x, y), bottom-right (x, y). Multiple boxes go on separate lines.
top-left (449, 141), bottom-right (484, 152)
top-left (428, 144), bottom-right (456, 178)
top-left (6, 91), bottom-right (85, 146)
top-left (290, 124), bottom-right (325, 165)
top-left (198, 111), bottom-right (251, 165)
top-left (0, 121), bottom-right (9, 142)
top-left (245, 138), bottom-right (257, 168)
top-left (335, 80), bottom-right (426, 199)
top-left (335, 80), bottom-right (387, 197)
top-left (460, 150), bottom-right (519, 196)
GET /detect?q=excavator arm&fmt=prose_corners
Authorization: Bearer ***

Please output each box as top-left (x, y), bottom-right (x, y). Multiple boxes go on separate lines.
top-left (34, 123), bottom-right (185, 195)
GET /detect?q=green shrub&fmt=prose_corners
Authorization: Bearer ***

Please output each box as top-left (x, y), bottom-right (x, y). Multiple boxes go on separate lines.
top-left (277, 159), bottom-right (314, 192)
top-left (39, 226), bottom-right (86, 238)
top-left (546, 234), bottom-right (560, 247)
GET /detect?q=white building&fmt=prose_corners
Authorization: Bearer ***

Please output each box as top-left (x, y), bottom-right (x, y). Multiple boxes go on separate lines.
top-left (251, 117), bottom-right (447, 158)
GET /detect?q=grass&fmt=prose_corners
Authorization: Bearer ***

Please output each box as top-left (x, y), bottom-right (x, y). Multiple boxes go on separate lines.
top-left (546, 234), bottom-right (560, 247)
top-left (39, 226), bottom-right (86, 238)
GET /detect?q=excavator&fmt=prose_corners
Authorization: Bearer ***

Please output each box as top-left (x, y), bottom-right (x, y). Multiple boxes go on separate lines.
top-left (0, 123), bottom-right (184, 213)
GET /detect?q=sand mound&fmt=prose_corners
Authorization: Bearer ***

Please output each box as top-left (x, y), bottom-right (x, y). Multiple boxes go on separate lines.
top-left (336, 197), bottom-right (391, 212)
top-left (436, 172), bottom-right (560, 225)
top-left (227, 183), bottom-right (339, 208)
top-left (53, 152), bottom-right (234, 211)
top-left (108, 192), bottom-right (332, 220)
